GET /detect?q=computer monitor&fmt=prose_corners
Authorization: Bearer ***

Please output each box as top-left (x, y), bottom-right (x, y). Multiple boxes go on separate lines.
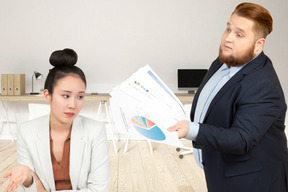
top-left (177, 69), bottom-right (208, 94)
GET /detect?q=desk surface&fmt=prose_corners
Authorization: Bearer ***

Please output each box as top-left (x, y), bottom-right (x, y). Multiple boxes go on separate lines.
top-left (0, 93), bottom-right (194, 102)
top-left (0, 93), bottom-right (111, 101)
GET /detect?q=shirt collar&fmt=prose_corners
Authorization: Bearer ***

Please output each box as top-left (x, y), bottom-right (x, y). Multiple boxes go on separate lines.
top-left (222, 53), bottom-right (261, 78)
top-left (220, 64), bottom-right (244, 79)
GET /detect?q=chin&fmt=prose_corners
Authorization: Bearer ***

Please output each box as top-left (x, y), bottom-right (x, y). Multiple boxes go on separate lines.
top-left (62, 117), bottom-right (74, 124)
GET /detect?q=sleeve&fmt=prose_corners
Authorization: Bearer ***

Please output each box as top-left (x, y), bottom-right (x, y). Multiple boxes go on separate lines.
top-left (184, 122), bottom-right (199, 140)
top-left (193, 74), bottom-right (285, 155)
top-left (17, 123), bottom-right (37, 191)
top-left (52, 123), bottom-right (110, 192)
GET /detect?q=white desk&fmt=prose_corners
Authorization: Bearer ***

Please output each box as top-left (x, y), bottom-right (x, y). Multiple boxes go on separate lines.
top-left (0, 94), bottom-right (112, 141)
top-left (0, 93), bottom-right (111, 102)
top-left (0, 93), bottom-right (194, 142)
top-left (0, 93), bottom-right (193, 102)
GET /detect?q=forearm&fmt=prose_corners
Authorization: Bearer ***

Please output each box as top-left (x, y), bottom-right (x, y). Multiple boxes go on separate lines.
top-left (22, 170), bottom-right (33, 187)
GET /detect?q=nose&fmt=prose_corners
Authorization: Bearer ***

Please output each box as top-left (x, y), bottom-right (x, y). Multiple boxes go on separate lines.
top-left (68, 98), bottom-right (76, 109)
top-left (225, 32), bottom-right (233, 43)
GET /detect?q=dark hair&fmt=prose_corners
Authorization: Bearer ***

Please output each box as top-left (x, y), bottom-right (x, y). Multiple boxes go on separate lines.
top-left (232, 2), bottom-right (273, 39)
top-left (44, 48), bottom-right (86, 94)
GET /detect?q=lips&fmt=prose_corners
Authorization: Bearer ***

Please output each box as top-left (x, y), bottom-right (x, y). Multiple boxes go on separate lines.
top-left (65, 112), bottom-right (75, 117)
top-left (224, 45), bottom-right (232, 50)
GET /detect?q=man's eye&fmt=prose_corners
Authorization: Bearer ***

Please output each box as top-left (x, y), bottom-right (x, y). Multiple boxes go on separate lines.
top-left (236, 34), bottom-right (243, 38)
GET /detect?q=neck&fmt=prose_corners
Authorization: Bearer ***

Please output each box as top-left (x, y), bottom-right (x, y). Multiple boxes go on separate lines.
top-left (49, 114), bottom-right (72, 133)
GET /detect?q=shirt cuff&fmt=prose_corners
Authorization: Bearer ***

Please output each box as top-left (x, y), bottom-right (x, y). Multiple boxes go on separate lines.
top-left (184, 122), bottom-right (199, 141)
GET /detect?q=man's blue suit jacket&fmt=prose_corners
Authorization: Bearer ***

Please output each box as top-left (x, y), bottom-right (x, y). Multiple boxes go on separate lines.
top-left (191, 52), bottom-right (288, 192)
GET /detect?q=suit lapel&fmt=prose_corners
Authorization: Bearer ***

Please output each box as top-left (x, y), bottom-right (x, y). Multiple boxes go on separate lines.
top-left (202, 52), bottom-right (267, 121)
top-left (36, 115), bottom-right (56, 191)
top-left (203, 73), bottom-right (245, 121)
top-left (191, 59), bottom-right (223, 121)
top-left (69, 116), bottom-right (86, 189)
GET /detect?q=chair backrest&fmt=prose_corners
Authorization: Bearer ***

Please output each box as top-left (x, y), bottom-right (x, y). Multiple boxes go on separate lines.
top-left (28, 103), bottom-right (50, 120)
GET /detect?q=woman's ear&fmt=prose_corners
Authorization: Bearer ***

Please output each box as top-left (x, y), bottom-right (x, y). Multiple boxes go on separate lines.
top-left (43, 89), bottom-right (52, 104)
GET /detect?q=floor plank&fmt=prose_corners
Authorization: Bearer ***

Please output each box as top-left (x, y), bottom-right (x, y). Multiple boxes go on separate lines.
top-left (138, 141), bottom-right (164, 192)
top-left (0, 140), bottom-right (207, 192)
top-left (108, 141), bottom-right (119, 192)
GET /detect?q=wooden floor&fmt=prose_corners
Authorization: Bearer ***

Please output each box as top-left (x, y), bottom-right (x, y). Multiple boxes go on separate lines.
top-left (0, 140), bottom-right (207, 192)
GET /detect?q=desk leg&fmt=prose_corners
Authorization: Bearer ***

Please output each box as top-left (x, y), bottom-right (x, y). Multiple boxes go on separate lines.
top-left (96, 100), bottom-right (118, 153)
top-left (104, 101), bottom-right (118, 153)
top-left (147, 140), bottom-right (153, 154)
top-left (0, 101), bottom-right (14, 142)
top-left (124, 134), bottom-right (130, 153)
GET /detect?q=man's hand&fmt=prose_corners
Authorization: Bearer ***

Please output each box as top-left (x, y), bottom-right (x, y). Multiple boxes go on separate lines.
top-left (167, 120), bottom-right (190, 139)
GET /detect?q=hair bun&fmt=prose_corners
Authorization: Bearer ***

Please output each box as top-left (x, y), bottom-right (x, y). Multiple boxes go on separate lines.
top-left (49, 48), bottom-right (78, 67)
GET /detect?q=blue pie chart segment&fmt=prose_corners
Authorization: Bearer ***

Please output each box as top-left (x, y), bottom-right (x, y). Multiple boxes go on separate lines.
top-left (131, 116), bottom-right (166, 141)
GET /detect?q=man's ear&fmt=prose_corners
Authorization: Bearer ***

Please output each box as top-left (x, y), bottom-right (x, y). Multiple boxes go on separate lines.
top-left (43, 89), bottom-right (52, 104)
top-left (254, 38), bottom-right (266, 55)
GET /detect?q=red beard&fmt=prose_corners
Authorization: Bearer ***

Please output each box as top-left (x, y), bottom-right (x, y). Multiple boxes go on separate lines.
top-left (218, 45), bottom-right (255, 67)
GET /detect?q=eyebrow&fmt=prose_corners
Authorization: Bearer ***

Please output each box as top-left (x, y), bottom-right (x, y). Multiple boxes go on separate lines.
top-left (227, 22), bottom-right (246, 34)
top-left (62, 90), bottom-right (85, 94)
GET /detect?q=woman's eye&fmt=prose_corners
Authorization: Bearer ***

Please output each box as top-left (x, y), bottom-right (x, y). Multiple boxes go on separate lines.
top-left (63, 95), bottom-right (69, 99)
top-left (78, 96), bottom-right (84, 99)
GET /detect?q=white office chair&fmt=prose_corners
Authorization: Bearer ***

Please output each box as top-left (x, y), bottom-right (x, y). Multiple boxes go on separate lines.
top-left (28, 103), bottom-right (50, 120)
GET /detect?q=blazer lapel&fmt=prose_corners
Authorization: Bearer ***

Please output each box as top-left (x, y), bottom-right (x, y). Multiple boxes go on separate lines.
top-left (36, 115), bottom-right (56, 191)
top-left (191, 58), bottom-right (223, 121)
top-left (203, 52), bottom-right (267, 121)
top-left (203, 72), bottom-right (245, 121)
top-left (69, 116), bottom-right (86, 189)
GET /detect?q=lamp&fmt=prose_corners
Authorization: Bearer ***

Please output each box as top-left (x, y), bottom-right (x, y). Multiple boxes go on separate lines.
top-left (30, 71), bottom-right (43, 95)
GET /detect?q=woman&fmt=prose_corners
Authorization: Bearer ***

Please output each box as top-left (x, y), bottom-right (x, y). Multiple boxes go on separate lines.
top-left (4, 48), bottom-right (110, 191)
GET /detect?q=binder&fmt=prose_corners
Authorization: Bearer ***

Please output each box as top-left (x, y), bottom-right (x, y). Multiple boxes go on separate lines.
top-left (14, 74), bottom-right (25, 95)
top-left (7, 74), bottom-right (14, 95)
top-left (1, 74), bottom-right (8, 95)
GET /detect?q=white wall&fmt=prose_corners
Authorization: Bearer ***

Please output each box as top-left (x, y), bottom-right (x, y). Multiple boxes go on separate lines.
top-left (0, 0), bottom-right (288, 138)
top-left (0, 0), bottom-right (287, 95)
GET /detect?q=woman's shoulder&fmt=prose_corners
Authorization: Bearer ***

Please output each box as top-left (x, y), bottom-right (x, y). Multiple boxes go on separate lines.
top-left (78, 115), bottom-right (103, 126)
top-left (77, 115), bottom-right (105, 132)
top-left (21, 115), bottom-right (48, 128)
top-left (18, 115), bottom-right (50, 138)
top-left (76, 115), bottom-right (107, 139)
top-left (22, 115), bottom-right (49, 125)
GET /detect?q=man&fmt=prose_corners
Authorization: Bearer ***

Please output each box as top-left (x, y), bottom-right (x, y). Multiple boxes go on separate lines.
top-left (168, 2), bottom-right (288, 192)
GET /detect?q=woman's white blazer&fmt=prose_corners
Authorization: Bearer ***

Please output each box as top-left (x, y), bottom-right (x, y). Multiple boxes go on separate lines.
top-left (17, 115), bottom-right (110, 192)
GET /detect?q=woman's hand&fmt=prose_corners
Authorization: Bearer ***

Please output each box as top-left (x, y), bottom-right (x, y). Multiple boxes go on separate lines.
top-left (167, 120), bottom-right (190, 139)
top-left (3, 165), bottom-right (32, 192)
top-left (31, 171), bottom-right (47, 192)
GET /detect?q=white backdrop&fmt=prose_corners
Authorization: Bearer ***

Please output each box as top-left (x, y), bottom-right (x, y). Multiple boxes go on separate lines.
top-left (0, 0), bottom-right (287, 139)
top-left (0, 0), bottom-right (287, 96)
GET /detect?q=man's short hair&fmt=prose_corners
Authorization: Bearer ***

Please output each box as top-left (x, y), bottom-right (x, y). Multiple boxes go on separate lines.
top-left (233, 2), bottom-right (273, 39)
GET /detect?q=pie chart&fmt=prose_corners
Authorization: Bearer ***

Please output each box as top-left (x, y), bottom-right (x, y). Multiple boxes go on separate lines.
top-left (130, 116), bottom-right (166, 141)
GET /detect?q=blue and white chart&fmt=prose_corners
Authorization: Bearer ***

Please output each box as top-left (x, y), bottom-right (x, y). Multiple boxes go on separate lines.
top-left (110, 65), bottom-right (186, 147)
top-left (130, 116), bottom-right (166, 141)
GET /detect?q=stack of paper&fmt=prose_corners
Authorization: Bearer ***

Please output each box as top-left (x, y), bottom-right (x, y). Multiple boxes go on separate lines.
top-left (110, 65), bottom-right (187, 147)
